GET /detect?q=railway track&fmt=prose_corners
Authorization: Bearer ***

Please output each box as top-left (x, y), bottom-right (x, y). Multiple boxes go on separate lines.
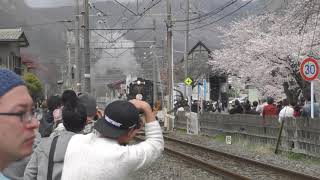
top-left (135, 135), bottom-right (319, 180)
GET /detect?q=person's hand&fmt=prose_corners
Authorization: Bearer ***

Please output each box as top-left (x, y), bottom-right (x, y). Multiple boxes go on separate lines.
top-left (129, 99), bottom-right (155, 123)
top-left (96, 108), bottom-right (104, 119)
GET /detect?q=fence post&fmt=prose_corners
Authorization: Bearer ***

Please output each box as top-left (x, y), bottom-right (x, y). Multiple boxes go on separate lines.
top-left (275, 119), bottom-right (285, 154)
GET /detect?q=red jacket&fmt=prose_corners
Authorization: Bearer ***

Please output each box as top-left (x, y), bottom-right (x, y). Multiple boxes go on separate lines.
top-left (263, 104), bottom-right (278, 117)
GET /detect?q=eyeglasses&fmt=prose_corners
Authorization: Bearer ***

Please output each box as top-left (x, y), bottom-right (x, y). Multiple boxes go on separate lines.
top-left (0, 110), bottom-right (42, 123)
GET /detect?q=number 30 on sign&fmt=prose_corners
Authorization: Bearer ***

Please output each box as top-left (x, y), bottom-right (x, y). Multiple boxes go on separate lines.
top-left (300, 57), bottom-right (319, 81)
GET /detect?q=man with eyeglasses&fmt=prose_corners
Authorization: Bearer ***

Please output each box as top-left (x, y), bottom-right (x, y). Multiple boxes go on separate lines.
top-left (0, 69), bottom-right (39, 171)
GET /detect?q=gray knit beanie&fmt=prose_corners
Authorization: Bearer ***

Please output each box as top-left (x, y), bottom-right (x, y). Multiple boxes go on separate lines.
top-left (0, 68), bottom-right (24, 97)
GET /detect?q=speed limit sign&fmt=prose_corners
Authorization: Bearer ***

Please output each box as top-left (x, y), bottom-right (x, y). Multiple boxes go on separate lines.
top-left (300, 57), bottom-right (319, 81)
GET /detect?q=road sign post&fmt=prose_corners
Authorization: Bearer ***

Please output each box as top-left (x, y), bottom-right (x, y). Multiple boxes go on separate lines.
top-left (300, 57), bottom-right (319, 118)
top-left (184, 77), bottom-right (193, 108)
top-left (184, 77), bottom-right (193, 86)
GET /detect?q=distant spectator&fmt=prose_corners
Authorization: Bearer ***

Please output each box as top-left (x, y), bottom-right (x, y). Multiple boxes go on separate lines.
top-left (51, 90), bottom-right (78, 137)
top-left (301, 94), bottom-right (320, 118)
top-left (191, 100), bottom-right (199, 113)
top-left (252, 101), bottom-right (259, 109)
top-left (293, 104), bottom-right (301, 117)
top-left (229, 100), bottom-right (243, 114)
top-left (276, 100), bottom-right (283, 115)
top-left (247, 101), bottom-right (259, 115)
top-left (278, 99), bottom-right (294, 123)
top-left (215, 100), bottom-right (223, 112)
top-left (38, 95), bottom-right (61, 138)
top-left (78, 93), bottom-right (97, 134)
top-left (262, 97), bottom-right (278, 118)
top-left (256, 98), bottom-right (267, 116)
top-left (61, 90), bottom-right (78, 108)
top-left (243, 100), bottom-right (252, 114)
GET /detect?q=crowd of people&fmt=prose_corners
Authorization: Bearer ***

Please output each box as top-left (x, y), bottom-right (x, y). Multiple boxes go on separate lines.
top-left (0, 68), bottom-right (164, 180)
top-left (228, 96), bottom-right (320, 121)
top-left (1, 67), bottom-right (318, 180)
top-left (174, 92), bottom-right (320, 121)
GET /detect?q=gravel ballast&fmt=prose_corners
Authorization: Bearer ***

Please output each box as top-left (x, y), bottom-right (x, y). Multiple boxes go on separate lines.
top-left (166, 131), bottom-right (320, 178)
top-left (132, 153), bottom-right (222, 180)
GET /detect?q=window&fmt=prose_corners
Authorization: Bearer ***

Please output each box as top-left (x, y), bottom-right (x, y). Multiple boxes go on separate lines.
top-left (14, 56), bottom-right (22, 75)
top-left (9, 52), bottom-right (15, 70)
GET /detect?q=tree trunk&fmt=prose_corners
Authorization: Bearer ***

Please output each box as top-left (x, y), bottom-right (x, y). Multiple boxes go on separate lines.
top-left (283, 82), bottom-right (300, 104)
top-left (285, 56), bottom-right (311, 102)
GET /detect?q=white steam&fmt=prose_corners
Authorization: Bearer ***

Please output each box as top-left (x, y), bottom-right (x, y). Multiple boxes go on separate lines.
top-left (92, 21), bottom-right (140, 82)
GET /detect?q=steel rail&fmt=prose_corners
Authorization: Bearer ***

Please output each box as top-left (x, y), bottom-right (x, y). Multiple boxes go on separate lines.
top-left (162, 135), bottom-right (319, 180)
top-left (135, 136), bottom-right (249, 180)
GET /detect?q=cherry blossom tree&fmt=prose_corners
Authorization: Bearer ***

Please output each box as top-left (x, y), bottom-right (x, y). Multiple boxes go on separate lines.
top-left (209, 0), bottom-right (320, 102)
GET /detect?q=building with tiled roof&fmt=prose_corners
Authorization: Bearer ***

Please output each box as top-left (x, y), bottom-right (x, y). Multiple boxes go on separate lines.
top-left (0, 28), bottom-right (29, 74)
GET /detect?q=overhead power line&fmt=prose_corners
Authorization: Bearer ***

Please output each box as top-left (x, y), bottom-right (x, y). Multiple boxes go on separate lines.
top-left (139, 0), bottom-right (162, 16)
top-left (93, 0), bottom-right (162, 45)
top-left (173, 0), bottom-right (238, 23)
top-left (90, 2), bottom-right (109, 16)
top-left (87, 46), bottom-right (162, 49)
top-left (174, 0), bottom-right (254, 32)
top-left (70, 27), bottom-right (155, 31)
top-left (113, 0), bottom-right (138, 16)
top-left (0, 20), bottom-right (72, 29)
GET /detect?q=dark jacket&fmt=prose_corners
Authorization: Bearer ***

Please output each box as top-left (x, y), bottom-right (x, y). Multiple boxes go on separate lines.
top-left (38, 110), bottom-right (54, 137)
top-left (229, 105), bottom-right (243, 114)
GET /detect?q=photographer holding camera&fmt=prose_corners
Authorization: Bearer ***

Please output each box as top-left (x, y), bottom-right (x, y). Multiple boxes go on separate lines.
top-left (61, 99), bottom-right (164, 180)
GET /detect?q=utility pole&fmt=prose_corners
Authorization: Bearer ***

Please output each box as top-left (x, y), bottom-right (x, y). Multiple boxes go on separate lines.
top-left (152, 18), bottom-right (157, 107)
top-left (60, 65), bottom-right (65, 94)
top-left (184, 0), bottom-right (191, 108)
top-left (83, 0), bottom-right (91, 93)
top-left (184, 0), bottom-right (189, 94)
top-left (74, 0), bottom-right (81, 92)
top-left (166, 0), bottom-right (173, 112)
top-left (136, 0), bottom-right (139, 14)
top-left (67, 30), bottom-right (72, 88)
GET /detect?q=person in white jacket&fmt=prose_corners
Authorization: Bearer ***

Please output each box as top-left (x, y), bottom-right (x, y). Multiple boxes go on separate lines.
top-left (278, 99), bottom-right (294, 123)
top-left (61, 99), bottom-right (164, 180)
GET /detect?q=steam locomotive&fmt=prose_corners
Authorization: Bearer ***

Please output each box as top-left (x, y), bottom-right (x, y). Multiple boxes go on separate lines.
top-left (127, 78), bottom-right (154, 107)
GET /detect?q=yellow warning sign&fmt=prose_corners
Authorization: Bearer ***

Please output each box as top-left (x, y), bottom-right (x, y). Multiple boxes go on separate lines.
top-left (184, 77), bottom-right (193, 85)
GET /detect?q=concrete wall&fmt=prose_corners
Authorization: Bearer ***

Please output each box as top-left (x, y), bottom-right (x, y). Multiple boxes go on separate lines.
top-left (175, 112), bottom-right (320, 157)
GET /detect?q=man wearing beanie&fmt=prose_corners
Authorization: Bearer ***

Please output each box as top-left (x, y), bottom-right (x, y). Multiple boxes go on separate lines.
top-left (61, 99), bottom-right (164, 180)
top-left (0, 68), bottom-right (39, 171)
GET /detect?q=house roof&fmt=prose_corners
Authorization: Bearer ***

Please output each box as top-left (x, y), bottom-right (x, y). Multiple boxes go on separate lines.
top-left (0, 28), bottom-right (29, 47)
top-left (180, 41), bottom-right (211, 62)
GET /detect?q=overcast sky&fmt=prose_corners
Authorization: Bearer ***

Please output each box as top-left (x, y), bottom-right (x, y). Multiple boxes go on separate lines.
top-left (24, 0), bottom-right (131, 8)
top-left (24, 0), bottom-right (254, 8)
